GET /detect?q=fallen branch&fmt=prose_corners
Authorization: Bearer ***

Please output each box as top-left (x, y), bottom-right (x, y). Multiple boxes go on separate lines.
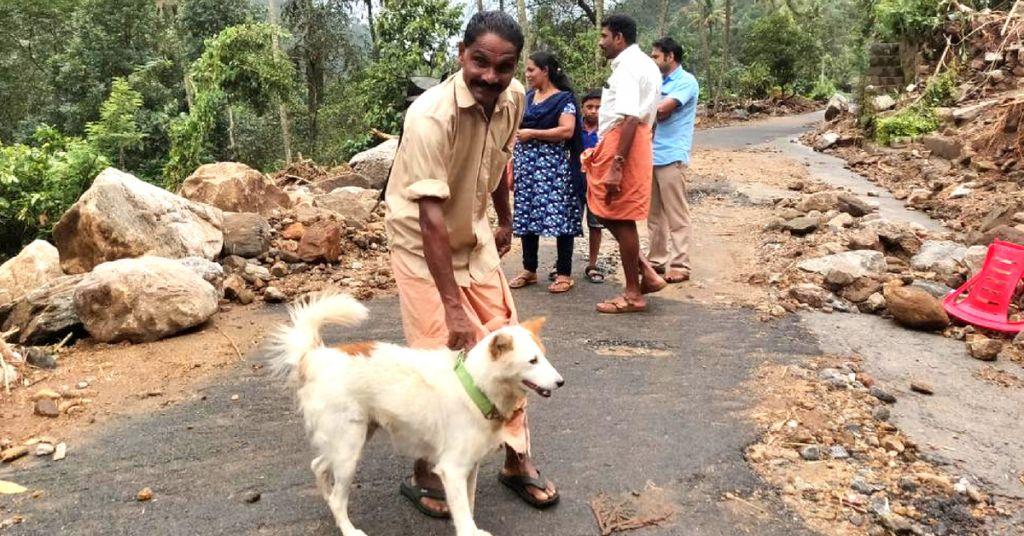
top-left (215, 325), bottom-right (244, 360)
top-left (724, 492), bottom-right (772, 516)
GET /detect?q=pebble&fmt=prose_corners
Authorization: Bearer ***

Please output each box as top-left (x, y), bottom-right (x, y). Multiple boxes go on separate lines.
top-left (34, 399), bottom-right (60, 418)
top-left (899, 476), bottom-right (918, 492)
top-left (851, 478), bottom-right (875, 495)
top-left (849, 513), bottom-right (866, 527)
top-left (76, 381), bottom-right (89, 390)
top-left (829, 445), bottom-right (850, 459)
top-left (870, 493), bottom-right (891, 516)
top-left (34, 443), bottom-right (55, 457)
top-left (137, 487), bottom-right (154, 502)
top-left (882, 437), bottom-right (905, 453)
top-left (910, 381), bottom-right (934, 395)
top-left (243, 491), bottom-right (261, 504)
top-left (230, 394), bottom-right (240, 401)
top-left (873, 407), bottom-right (891, 421)
top-left (25, 348), bottom-right (57, 369)
top-left (869, 386), bottom-right (897, 404)
top-left (800, 445), bottom-right (822, 461)
top-left (52, 442), bottom-right (67, 462)
top-left (263, 287), bottom-right (287, 303)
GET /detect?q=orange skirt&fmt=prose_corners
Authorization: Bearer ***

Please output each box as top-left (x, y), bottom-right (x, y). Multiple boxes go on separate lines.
top-left (582, 123), bottom-right (653, 222)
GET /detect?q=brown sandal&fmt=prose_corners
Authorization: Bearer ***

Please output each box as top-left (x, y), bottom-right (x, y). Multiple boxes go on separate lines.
top-left (596, 296), bottom-right (647, 314)
top-left (548, 276), bottom-right (575, 294)
top-left (509, 272), bottom-right (538, 289)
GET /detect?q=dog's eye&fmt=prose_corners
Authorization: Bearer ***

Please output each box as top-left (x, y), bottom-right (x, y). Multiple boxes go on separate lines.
top-left (529, 357), bottom-right (539, 365)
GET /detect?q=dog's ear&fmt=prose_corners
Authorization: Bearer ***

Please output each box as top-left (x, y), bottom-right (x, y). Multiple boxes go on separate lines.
top-left (489, 332), bottom-right (514, 360)
top-left (521, 317), bottom-right (546, 335)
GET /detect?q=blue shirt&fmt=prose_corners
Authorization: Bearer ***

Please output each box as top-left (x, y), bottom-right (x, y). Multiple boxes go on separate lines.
top-left (581, 126), bottom-right (599, 150)
top-left (652, 66), bottom-right (699, 166)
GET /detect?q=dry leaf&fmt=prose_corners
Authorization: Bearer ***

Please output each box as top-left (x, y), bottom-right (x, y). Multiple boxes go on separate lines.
top-left (0, 480), bottom-right (28, 494)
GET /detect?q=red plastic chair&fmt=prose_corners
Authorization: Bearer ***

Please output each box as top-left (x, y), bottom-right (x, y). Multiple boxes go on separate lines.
top-left (943, 240), bottom-right (1024, 333)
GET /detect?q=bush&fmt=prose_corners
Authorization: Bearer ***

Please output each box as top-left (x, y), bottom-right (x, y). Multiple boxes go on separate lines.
top-left (874, 0), bottom-right (944, 42)
top-left (738, 63), bottom-right (776, 99)
top-left (0, 126), bottom-right (109, 256)
top-left (874, 106), bottom-right (939, 144)
top-left (808, 76), bottom-right (839, 101)
top-left (921, 69), bottom-right (958, 107)
top-left (741, 11), bottom-right (821, 93)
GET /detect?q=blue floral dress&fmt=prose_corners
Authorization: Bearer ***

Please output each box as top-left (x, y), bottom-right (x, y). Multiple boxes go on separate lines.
top-left (512, 101), bottom-right (583, 237)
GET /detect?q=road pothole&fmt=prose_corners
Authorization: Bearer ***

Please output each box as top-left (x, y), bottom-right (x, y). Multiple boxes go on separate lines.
top-left (588, 339), bottom-right (674, 358)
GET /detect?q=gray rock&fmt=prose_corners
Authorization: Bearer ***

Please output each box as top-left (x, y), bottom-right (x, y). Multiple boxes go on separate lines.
top-left (865, 219), bottom-right (923, 255)
top-left (800, 445), bottom-right (822, 461)
top-left (870, 386), bottom-right (897, 404)
top-left (949, 184), bottom-right (973, 199)
top-left (870, 493), bottom-right (891, 517)
top-left (953, 100), bottom-right (996, 124)
top-left (825, 93), bottom-right (850, 121)
top-left (815, 132), bottom-right (840, 151)
top-left (25, 347), bottom-right (57, 369)
top-left (872, 406), bottom-right (891, 421)
top-left (963, 245), bottom-right (987, 276)
top-left (899, 476), bottom-right (918, 492)
top-left (263, 286), bottom-right (287, 303)
top-left (348, 138), bottom-right (398, 189)
top-left (911, 240), bottom-right (968, 278)
top-left (178, 257), bottom-right (225, 290)
top-left (910, 279), bottom-right (954, 299)
top-left (314, 187), bottom-right (380, 223)
top-left (829, 445), bottom-right (850, 459)
top-left (837, 194), bottom-right (873, 217)
top-left (0, 240), bottom-right (63, 310)
top-left (785, 217), bottom-right (820, 236)
top-left (221, 212), bottom-right (272, 258)
top-left (180, 162), bottom-right (291, 216)
top-left (872, 95), bottom-right (896, 112)
top-left (790, 284), bottom-right (828, 308)
top-left (798, 251), bottom-right (887, 283)
top-left (2, 275), bottom-right (85, 345)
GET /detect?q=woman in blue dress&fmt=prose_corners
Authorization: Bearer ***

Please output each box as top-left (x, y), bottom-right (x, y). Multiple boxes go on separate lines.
top-left (508, 51), bottom-right (584, 294)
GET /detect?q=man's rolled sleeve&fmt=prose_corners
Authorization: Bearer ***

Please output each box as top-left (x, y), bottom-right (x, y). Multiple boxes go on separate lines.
top-left (398, 114), bottom-right (451, 201)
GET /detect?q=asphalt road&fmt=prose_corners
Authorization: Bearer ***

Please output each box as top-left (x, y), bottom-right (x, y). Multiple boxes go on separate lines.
top-left (1, 114), bottom-right (827, 536)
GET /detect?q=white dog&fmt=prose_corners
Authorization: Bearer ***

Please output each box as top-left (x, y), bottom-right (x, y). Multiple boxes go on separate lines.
top-left (271, 293), bottom-right (564, 536)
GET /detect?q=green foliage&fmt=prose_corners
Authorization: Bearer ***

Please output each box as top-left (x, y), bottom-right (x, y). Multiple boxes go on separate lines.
top-left (164, 23), bottom-right (297, 188)
top-left (737, 63), bottom-right (776, 99)
top-left (52, 0), bottom-right (170, 134)
top-left (921, 69), bottom-right (958, 106)
top-left (85, 79), bottom-right (146, 168)
top-left (874, 0), bottom-right (944, 42)
top-left (741, 11), bottom-right (821, 94)
top-left (809, 76), bottom-right (839, 101)
top-left (874, 106), bottom-right (939, 144)
top-left (176, 0), bottom-right (262, 61)
top-left (0, 127), bottom-right (109, 255)
top-left (534, 21), bottom-right (609, 94)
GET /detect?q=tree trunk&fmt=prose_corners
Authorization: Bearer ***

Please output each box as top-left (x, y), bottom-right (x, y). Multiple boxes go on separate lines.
top-left (516, 0), bottom-right (532, 59)
top-left (228, 106), bottom-right (237, 157)
top-left (657, 0), bottom-right (669, 36)
top-left (476, 0), bottom-right (484, 11)
top-left (500, 0), bottom-right (505, 13)
top-left (366, 0), bottom-right (377, 56)
top-left (700, 17), bottom-right (710, 106)
top-left (267, 0), bottom-right (293, 165)
top-left (595, 0), bottom-right (604, 64)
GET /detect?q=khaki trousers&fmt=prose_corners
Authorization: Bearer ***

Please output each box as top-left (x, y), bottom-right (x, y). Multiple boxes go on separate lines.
top-left (647, 161), bottom-right (692, 271)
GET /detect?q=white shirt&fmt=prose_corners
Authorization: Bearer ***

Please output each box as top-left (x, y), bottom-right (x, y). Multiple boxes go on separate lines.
top-left (598, 44), bottom-right (663, 136)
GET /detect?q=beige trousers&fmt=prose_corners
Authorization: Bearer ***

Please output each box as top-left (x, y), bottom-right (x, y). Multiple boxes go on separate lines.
top-left (647, 162), bottom-right (692, 271)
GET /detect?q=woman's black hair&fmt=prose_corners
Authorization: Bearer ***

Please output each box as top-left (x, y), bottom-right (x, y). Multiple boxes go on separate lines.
top-left (529, 50), bottom-right (574, 94)
top-left (463, 11), bottom-right (524, 53)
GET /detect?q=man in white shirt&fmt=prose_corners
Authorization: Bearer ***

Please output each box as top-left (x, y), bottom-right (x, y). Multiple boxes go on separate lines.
top-left (583, 14), bottom-right (666, 314)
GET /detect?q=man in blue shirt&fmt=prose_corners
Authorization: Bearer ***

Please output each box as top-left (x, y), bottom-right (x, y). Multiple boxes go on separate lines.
top-left (648, 37), bottom-right (698, 283)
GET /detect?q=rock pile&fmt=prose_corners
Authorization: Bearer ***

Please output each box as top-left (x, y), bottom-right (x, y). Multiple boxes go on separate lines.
top-left (748, 357), bottom-right (1002, 535)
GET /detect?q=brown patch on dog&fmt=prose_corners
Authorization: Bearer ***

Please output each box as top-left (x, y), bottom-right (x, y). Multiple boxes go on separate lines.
top-left (334, 341), bottom-right (376, 357)
top-left (297, 355), bottom-right (310, 382)
top-left (489, 333), bottom-right (514, 360)
top-left (520, 317), bottom-right (547, 352)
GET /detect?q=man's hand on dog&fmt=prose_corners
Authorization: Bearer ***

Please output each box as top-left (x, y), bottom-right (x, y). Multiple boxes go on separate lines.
top-left (445, 308), bottom-right (476, 350)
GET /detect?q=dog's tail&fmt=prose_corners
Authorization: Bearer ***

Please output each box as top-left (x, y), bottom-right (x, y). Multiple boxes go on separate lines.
top-left (269, 292), bottom-right (369, 382)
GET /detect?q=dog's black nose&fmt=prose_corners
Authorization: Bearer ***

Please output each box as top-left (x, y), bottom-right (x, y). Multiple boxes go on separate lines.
top-left (556, 379), bottom-right (565, 387)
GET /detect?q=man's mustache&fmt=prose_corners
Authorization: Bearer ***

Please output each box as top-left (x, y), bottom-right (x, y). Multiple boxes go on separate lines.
top-left (470, 80), bottom-right (502, 92)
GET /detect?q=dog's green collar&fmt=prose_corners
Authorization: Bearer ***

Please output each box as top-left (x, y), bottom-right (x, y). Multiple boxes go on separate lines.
top-left (454, 351), bottom-right (500, 420)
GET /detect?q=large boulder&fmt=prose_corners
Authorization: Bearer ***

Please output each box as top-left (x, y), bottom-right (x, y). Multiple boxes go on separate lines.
top-left (2, 275), bottom-right (86, 345)
top-left (297, 221), bottom-right (343, 263)
top-left (798, 250), bottom-right (888, 284)
top-left (73, 256), bottom-right (219, 343)
top-left (911, 240), bottom-right (968, 278)
top-left (883, 283), bottom-right (950, 331)
top-left (312, 172), bottom-right (373, 192)
top-left (825, 94), bottom-right (850, 122)
top-left (972, 224), bottom-right (1024, 246)
top-left (53, 168), bottom-right (223, 274)
top-left (314, 187), bottom-right (380, 223)
top-left (963, 245), bottom-right (988, 276)
top-left (221, 212), bottom-right (272, 258)
top-left (919, 135), bottom-right (963, 160)
top-left (836, 193), bottom-right (874, 217)
top-left (797, 191), bottom-right (839, 213)
top-left (348, 139), bottom-right (398, 189)
top-left (0, 240), bottom-right (62, 309)
top-left (179, 162), bottom-right (291, 215)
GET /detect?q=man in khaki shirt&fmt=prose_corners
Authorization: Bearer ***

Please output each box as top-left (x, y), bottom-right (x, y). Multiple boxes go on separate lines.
top-left (384, 10), bottom-right (559, 519)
